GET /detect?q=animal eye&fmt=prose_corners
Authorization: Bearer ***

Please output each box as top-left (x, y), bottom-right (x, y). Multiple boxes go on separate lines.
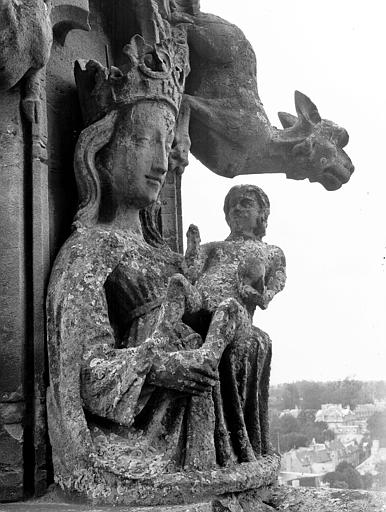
top-left (292, 140), bottom-right (312, 157)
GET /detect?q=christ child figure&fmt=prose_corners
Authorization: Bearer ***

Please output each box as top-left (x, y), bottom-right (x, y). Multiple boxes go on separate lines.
top-left (149, 184), bottom-right (286, 368)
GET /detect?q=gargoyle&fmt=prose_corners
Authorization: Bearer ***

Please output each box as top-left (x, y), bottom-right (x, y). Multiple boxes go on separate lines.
top-left (0, 0), bottom-right (52, 122)
top-left (173, 9), bottom-right (354, 190)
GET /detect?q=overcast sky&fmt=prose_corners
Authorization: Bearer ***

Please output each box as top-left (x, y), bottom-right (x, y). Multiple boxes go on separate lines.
top-left (181, 0), bottom-right (386, 384)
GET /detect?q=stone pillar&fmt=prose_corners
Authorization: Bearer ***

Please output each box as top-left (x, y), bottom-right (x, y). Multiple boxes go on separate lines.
top-left (0, 88), bottom-right (26, 502)
top-left (160, 170), bottom-right (184, 253)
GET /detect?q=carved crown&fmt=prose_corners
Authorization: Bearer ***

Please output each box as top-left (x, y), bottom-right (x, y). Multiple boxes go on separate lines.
top-left (75, 30), bottom-right (190, 126)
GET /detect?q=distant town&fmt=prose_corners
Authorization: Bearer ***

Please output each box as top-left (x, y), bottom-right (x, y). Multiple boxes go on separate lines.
top-left (269, 380), bottom-right (386, 491)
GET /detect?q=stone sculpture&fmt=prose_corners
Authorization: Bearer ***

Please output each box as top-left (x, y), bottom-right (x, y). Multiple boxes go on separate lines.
top-left (0, 0), bottom-right (52, 121)
top-left (46, 28), bottom-right (284, 506)
top-left (179, 10), bottom-right (354, 190)
top-left (150, 183), bottom-right (286, 463)
top-left (0, 0), bottom-right (356, 504)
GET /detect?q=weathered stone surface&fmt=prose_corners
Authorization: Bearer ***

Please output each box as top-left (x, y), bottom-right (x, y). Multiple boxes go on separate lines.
top-left (0, 470), bottom-right (23, 503)
top-left (0, 427), bottom-right (23, 502)
top-left (1, 487), bottom-right (385, 511)
top-left (45, 16), bottom-right (280, 505)
top-left (0, 88), bottom-right (26, 401)
top-left (183, 11), bottom-right (354, 190)
top-left (0, 86), bottom-right (26, 503)
top-left (0, 0), bottom-right (52, 91)
top-left (0, 0), bottom-right (355, 504)
top-left (51, 0), bottom-right (90, 46)
top-left (0, 404), bottom-right (24, 425)
top-left (0, 0), bottom-right (52, 121)
top-left (47, 0), bottom-right (111, 259)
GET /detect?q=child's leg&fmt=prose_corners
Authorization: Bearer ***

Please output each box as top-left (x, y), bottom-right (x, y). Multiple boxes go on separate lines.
top-left (150, 273), bottom-right (202, 348)
top-left (200, 298), bottom-right (247, 364)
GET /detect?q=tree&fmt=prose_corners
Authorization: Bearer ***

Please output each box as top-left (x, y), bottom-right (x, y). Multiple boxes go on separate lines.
top-left (339, 378), bottom-right (372, 409)
top-left (280, 433), bottom-right (308, 453)
top-left (279, 414), bottom-right (300, 435)
top-left (297, 409), bottom-right (316, 425)
top-left (323, 464), bottom-right (363, 490)
top-left (298, 381), bottom-right (324, 410)
top-left (323, 471), bottom-right (349, 489)
top-left (282, 383), bottom-right (300, 410)
top-left (335, 462), bottom-right (363, 489)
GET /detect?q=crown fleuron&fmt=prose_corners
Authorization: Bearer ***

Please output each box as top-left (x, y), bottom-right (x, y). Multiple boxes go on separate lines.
top-left (74, 30), bottom-right (190, 126)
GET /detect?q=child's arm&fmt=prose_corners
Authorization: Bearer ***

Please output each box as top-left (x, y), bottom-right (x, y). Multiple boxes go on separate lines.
top-left (258, 246), bottom-right (286, 310)
top-left (184, 224), bottom-right (211, 284)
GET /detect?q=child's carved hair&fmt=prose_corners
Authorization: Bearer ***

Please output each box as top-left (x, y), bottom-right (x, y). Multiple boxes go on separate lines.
top-left (223, 184), bottom-right (270, 238)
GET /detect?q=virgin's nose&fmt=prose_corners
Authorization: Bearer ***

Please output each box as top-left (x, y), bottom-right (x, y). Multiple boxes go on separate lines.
top-left (153, 142), bottom-right (168, 174)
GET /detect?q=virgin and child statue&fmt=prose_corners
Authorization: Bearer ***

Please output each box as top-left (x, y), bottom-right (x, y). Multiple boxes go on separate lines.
top-left (46, 31), bottom-right (285, 506)
top-left (45, 4), bottom-right (353, 506)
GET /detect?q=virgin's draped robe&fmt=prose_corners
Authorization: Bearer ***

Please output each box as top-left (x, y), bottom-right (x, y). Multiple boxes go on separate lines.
top-left (47, 226), bottom-right (273, 486)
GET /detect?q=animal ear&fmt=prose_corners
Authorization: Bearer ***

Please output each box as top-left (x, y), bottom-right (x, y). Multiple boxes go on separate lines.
top-left (335, 127), bottom-right (349, 148)
top-left (278, 112), bottom-right (298, 128)
top-left (294, 91), bottom-right (322, 125)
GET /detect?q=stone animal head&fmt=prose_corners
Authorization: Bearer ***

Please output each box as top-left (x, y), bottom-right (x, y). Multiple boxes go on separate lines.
top-left (278, 91), bottom-right (354, 191)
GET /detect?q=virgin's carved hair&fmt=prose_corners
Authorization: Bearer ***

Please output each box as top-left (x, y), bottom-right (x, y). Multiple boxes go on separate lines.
top-left (72, 108), bottom-right (166, 247)
top-left (72, 110), bottom-right (118, 230)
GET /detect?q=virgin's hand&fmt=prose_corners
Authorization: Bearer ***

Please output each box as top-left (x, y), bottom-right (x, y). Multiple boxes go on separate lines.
top-left (148, 349), bottom-right (218, 395)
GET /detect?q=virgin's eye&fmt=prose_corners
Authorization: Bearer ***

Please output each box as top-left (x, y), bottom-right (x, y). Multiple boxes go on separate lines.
top-left (134, 136), bottom-right (151, 144)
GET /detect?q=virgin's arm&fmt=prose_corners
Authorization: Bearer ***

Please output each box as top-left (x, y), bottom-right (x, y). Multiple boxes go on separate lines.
top-left (48, 231), bottom-right (154, 427)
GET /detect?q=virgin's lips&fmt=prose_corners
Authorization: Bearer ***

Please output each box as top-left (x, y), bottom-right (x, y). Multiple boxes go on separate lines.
top-left (145, 175), bottom-right (162, 185)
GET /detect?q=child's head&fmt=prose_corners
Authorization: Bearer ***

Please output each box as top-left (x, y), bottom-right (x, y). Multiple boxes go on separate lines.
top-left (223, 185), bottom-right (270, 239)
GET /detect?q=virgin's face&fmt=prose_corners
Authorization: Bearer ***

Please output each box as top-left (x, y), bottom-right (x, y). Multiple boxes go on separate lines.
top-left (111, 102), bottom-right (175, 209)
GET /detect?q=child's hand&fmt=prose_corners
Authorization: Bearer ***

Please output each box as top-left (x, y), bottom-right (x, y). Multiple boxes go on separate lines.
top-left (185, 224), bottom-right (201, 261)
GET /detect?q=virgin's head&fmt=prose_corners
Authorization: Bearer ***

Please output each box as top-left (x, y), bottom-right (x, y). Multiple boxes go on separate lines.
top-left (73, 99), bottom-right (178, 239)
top-left (98, 101), bottom-right (176, 212)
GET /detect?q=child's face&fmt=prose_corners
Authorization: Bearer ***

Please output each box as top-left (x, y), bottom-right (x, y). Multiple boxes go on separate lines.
top-left (226, 191), bottom-right (260, 236)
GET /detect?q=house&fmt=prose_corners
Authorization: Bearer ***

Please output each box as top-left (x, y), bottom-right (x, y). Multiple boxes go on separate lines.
top-left (326, 439), bottom-right (346, 466)
top-left (357, 440), bottom-right (386, 476)
top-left (279, 472), bottom-right (324, 488)
top-left (281, 443), bottom-right (335, 475)
top-left (315, 404), bottom-right (353, 431)
top-left (280, 406), bottom-right (300, 419)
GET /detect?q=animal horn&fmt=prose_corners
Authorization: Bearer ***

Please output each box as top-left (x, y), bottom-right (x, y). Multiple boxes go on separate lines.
top-left (278, 112), bottom-right (298, 128)
top-left (294, 91), bottom-right (322, 125)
